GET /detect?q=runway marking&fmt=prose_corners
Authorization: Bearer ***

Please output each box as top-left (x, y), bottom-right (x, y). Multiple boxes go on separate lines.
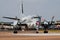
top-left (12, 33), bottom-right (60, 36)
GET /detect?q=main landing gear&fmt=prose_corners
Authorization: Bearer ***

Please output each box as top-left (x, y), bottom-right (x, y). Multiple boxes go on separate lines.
top-left (44, 30), bottom-right (48, 33)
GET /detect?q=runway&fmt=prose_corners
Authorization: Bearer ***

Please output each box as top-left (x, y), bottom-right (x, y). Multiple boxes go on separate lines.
top-left (12, 33), bottom-right (60, 36)
top-left (0, 31), bottom-right (60, 40)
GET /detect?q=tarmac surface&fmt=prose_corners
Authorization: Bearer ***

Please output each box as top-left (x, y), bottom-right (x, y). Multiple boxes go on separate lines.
top-left (0, 30), bottom-right (60, 40)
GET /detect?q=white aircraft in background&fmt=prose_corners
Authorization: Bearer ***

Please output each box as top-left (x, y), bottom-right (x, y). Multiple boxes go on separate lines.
top-left (3, 0), bottom-right (41, 33)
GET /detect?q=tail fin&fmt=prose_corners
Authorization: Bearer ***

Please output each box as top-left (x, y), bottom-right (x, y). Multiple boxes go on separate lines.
top-left (21, 0), bottom-right (23, 14)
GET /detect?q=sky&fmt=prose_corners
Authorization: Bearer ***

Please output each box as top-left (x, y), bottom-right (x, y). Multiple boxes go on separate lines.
top-left (0, 0), bottom-right (60, 22)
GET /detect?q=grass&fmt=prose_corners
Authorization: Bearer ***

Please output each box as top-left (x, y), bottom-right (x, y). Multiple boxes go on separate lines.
top-left (39, 29), bottom-right (60, 33)
top-left (49, 30), bottom-right (60, 33)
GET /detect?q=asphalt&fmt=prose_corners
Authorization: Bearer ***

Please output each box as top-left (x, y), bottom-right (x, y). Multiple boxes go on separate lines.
top-left (0, 30), bottom-right (60, 40)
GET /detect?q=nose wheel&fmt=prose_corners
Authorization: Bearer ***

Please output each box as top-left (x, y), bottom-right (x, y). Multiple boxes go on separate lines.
top-left (13, 30), bottom-right (18, 33)
top-left (36, 31), bottom-right (39, 33)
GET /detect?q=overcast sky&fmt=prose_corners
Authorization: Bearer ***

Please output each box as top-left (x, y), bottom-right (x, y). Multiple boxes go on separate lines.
top-left (0, 0), bottom-right (60, 22)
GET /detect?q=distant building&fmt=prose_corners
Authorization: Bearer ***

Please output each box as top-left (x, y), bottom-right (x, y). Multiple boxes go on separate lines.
top-left (54, 20), bottom-right (60, 29)
top-left (55, 20), bottom-right (60, 25)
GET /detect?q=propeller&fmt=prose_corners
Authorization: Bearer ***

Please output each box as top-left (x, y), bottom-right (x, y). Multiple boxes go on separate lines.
top-left (43, 16), bottom-right (55, 24)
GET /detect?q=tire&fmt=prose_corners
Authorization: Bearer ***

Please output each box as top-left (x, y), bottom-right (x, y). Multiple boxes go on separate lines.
top-left (36, 31), bottom-right (39, 33)
top-left (44, 31), bottom-right (48, 33)
top-left (13, 30), bottom-right (18, 33)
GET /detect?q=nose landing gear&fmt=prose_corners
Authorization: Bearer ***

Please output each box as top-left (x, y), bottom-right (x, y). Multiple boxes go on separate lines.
top-left (13, 30), bottom-right (18, 33)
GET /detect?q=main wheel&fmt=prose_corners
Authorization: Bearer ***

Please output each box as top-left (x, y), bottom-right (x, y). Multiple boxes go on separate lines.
top-left (13, 30), bottom-right (18, 33)
top-left (36, 31), bottom-right (39, 33)
top-left (44, 30), bottom-right (48, 33)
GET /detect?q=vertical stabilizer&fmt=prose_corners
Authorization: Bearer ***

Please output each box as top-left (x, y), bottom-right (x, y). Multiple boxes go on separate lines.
top-left (21, 0), bottom-right (23, 14)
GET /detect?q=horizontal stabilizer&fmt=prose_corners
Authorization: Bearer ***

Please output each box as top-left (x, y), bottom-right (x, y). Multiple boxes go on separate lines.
top-left (3, 16), bottom-right (20, 20)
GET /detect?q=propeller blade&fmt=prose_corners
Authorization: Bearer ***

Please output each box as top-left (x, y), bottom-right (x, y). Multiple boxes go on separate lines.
top-left (51, 16), bottom-right (54, 21)
top-left (50, 16), bottom-right (55, 24)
